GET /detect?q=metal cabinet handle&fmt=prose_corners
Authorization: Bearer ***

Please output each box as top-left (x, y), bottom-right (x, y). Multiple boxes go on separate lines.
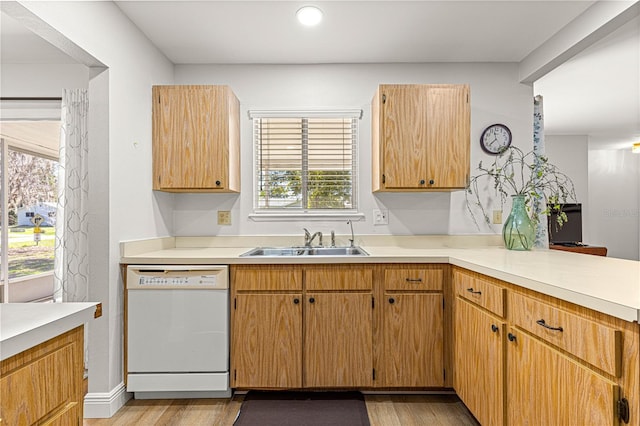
top-left (429, 179), bottom-right (435, 185)
top-left (293, 298), bottom-right (300, 304)
top-left (420, 179), bottom-right (426, 185)
top-left (467, 287), bottom-right (482, 295)
top-left (491, 324), bottom-right (499, 333)
top-left (406, 278), bottom-right (423, 283)
top-left (389, 298), bottom-right (395, 304)
top-left (536, 319), bottom-right (563, 332)
top-left (507, 333), bottom-right (517, 342)
top-left (309, 297), bottom-right (315, 304)
top-left (215, 180), bottom-right (221, 186)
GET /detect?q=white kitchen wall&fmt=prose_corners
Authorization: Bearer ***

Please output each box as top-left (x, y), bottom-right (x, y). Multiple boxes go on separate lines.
top-left (0, 63), bottom-right (89, 96)
top-left (174, 63), bottom-right (534, 238)
top-left (545, 135), bottom-right (589, 239)
top-left (587, 147), bottom-right (640, 260)
top-left (3, 1), bottom-right (175, 417)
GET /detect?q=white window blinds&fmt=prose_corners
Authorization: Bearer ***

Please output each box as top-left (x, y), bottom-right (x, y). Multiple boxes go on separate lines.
top-left (251, 111), bottom-right (360, 212)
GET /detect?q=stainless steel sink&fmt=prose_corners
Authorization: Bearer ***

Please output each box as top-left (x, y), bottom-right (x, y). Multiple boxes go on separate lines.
top-left (240, 246), bottom-right (368, 257)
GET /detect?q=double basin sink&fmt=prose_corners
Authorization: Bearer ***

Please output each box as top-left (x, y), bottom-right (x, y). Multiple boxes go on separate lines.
top-left (241, 246), bottom-right (368, 257)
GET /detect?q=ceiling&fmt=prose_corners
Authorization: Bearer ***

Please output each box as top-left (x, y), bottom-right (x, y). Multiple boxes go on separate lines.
top-left (1, 1), bottom-right (638, 149)
top-left (113, 1), bottom-right (594, 64)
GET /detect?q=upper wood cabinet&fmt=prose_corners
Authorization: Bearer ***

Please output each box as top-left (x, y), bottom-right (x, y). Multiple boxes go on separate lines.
top-left (371, 84), bottom-right (470, 191)
top-left (152, 85), bottom-right (240, 192)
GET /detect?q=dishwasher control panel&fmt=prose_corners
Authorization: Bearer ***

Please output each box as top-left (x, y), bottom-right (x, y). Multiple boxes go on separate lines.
top-left (126, 265), bottom-right (229, 290)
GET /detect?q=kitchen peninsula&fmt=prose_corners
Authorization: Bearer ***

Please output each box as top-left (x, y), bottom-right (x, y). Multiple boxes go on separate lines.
top-left (1, 302), bottom-right (101, 425)
top-left (121, 235), bottom-right (640, 426)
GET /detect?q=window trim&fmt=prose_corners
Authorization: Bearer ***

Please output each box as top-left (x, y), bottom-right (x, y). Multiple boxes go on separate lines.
top-left (249, 109), bottom-right (362, 220)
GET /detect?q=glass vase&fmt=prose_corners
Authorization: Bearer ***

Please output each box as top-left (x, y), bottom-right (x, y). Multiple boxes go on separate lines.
top-left (502, 194), bottom-right (535, 250)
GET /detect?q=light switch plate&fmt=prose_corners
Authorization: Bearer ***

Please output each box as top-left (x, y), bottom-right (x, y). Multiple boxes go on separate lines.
top-left (492, 210), bottom-right (502, 224)
top-left (373, 209), bottom-right (389, 225)
top-left (218, 210), bottom-right (231, 225)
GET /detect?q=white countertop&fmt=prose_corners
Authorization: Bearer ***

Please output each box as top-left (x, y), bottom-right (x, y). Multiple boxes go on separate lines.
top-left (1, 302), bottom-right (99, 361)
top-left (120, 236), bottom-right (640, 323)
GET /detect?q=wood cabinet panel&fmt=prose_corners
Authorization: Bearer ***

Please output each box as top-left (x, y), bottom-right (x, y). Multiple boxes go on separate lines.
top-left (425, 85), bottom-right (470, 189)
top-left (384, 268), bottom-right (443, 291)
top-left (304, 293), bottom-right (373, 387)
top-left (454, 269), bottom-right (505, 317)
top-left (305, 266), bottom-right (372, 291)
top-left (509, 291), bottom-right (621, 377)
top-left (380, 293), bottom-right (444, 387)
top-left (233, 265), bottom-right (302, 291)
top-left (372, 84), bottom-right (470, 191)
top-left (232, 294), bottom-right (302, 388)
top-left (379, 85), bottom-right (428, 189)
top-left (152, 85), bottom-right (240, 192)
top-left (1, 327), bottom-right (83, 426)
top-left (507, 329), bottom-right (619, 426)
top-left (454, 298), bottom-right (505, 426)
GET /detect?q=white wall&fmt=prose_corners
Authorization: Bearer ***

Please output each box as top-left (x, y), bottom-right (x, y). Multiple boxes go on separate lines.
top-left (545, 134), bottom-right (640, 261)
top-left (0, 63), bottom-right (89, 96)
top-left (545, 135), bottom-right (589, 239)
top-left (587, 147), bottom-right (639, 260)
top-left (174, 63), bottom-right (534, 238)
top-left (3, 1), bottom-right (175, 417)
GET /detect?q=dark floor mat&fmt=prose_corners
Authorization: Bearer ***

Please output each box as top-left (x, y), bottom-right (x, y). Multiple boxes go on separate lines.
top-left (233, 391), bottom-right (371, 426)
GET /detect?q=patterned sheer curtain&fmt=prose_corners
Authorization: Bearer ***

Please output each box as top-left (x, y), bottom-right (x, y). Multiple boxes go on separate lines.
top-left (54, 89), bottom-right (89, 302)
top-left (533, 95), bottom-right (549, 249)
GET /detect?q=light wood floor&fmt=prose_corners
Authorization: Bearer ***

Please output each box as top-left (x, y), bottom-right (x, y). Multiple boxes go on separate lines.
top-left (84, 394), bottom-right (480, 426)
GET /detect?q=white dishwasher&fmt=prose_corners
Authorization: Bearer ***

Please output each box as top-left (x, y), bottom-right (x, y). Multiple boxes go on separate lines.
top-left (126, 265), bottom-right (230, 399)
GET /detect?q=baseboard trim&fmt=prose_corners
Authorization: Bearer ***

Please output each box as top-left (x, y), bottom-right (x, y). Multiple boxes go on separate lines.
top-left (83, 381), bottom-right (132, 418)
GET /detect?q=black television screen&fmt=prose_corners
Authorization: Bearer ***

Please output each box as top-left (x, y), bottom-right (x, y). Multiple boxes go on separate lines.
top-left (548, 203), bottom-right (582, 244)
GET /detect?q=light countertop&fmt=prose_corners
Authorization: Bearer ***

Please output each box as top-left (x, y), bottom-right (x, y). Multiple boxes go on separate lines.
top-left (1, 302), bottom-right (99, 361)
top-left (120, 236), bottom-right (640, 323)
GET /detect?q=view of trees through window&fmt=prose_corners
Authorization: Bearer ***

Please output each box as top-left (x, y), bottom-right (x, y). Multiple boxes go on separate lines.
top-left (4, 149), bottom-right (58, 279)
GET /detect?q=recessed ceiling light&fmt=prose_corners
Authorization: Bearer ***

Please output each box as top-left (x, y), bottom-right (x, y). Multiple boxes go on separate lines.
top-left (296, 6), bottom-right (323, 26)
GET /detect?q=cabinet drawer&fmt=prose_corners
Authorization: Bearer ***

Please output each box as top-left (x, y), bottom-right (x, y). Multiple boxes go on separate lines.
top-left (305, 266), bottom-right (372, 291)
top-left (384, 268), bottom-right (443, 291)
top-left (509, 292), bottom-right (622, 377)
top-left (233, 266), bottom-right (302, 291)
top-left (454, 271), bottom-right (505, 317)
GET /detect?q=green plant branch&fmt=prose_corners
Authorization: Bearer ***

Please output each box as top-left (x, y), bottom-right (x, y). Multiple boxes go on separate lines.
top-left (466, 146), bottom-right (577, 231)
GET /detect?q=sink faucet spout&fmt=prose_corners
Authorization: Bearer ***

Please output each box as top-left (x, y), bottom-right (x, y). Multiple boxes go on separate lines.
top-left (347, 220), bottom-right (355, 247)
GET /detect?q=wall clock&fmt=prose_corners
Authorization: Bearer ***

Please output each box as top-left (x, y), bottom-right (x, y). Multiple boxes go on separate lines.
top-left (480, 123), bottom-right (512, 155)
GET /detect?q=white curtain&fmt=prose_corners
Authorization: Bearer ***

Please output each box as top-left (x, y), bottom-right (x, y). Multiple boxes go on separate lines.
top-left (54, 89), bottom-right (89, 302)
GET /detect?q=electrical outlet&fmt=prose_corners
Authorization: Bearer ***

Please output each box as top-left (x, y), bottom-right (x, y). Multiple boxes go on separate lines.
top-left (492, 210), bottom-right (502, 224)
top-left (373, 209), bottom-right (389, 225)
top-left (218, 210), bottom-right (231, 226)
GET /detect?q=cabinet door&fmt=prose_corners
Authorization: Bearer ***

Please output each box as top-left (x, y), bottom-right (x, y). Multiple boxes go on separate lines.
top-left (507, 329), bottom-right (619, 426)
top-left (304, 293), bottom-right (373, 387)
top-left (454, 298), bottom-right (505, 426)
top-left (425, 85), bottom-right (470, 189)
top-left (153, 85), bottom-right (229, 190)
top-left (232, 294), bottom-right (302, 388)
top-left (380, 85), bottom-right (428, 189)
top-left (381, 293), bottom-right (444, 387)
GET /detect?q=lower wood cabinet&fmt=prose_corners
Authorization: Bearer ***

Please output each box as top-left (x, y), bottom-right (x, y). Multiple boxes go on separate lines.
top-left (231, 264), bottom-right (374, 389)
top-left (453, 267), bottom-right (638, 426)
top-left (304, 293), bottom-right (373, 387)
top-left (454, 298), bottom-right (505, 426)
top-left (0, 326), bottom-right (84, 425)
top-left (231, 264), bottom-right (446, 390)
top-left (380, 293), bottom-right (443, 387)
top-left (232, 293), bottom-right (302, 388)
top-left (507, 328), bottom-right (619, 426)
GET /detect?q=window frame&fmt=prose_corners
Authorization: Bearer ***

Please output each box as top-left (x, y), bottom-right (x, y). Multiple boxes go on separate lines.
top-left (249, 109), bottom-right (364, 221)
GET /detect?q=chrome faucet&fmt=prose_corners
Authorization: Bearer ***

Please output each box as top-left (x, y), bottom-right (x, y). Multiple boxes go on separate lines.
top-left (347, 220), bottom-right (355, 247)
top-left (303, 228), bottom-right (323, 247)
